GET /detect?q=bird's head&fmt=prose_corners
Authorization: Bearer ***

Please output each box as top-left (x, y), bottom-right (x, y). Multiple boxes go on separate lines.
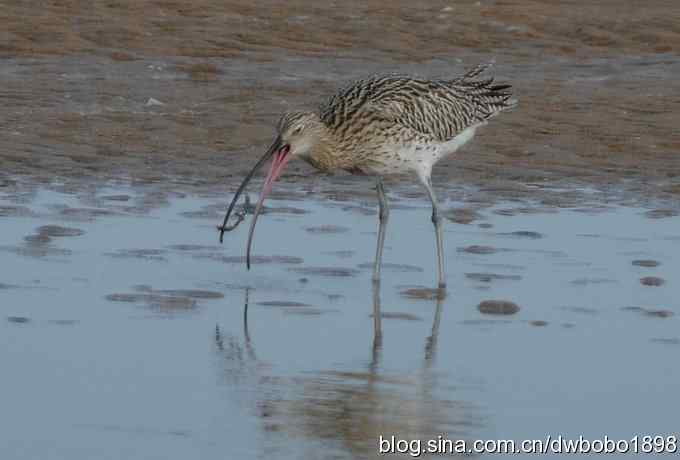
top-left (277, 111), bottom-right (325, 159)
top-left (218, 111), bottom-right (324, 267)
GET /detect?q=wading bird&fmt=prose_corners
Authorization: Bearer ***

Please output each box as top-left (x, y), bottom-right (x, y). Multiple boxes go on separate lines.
top-left (218, 64), bottom-right (516, 288)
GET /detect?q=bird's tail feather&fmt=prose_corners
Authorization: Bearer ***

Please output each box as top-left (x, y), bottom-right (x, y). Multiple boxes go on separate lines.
top-left (452, 62), bottom-right (517, 117)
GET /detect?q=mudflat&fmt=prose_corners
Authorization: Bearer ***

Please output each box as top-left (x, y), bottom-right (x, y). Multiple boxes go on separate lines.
top-left (1, 0), bottom-right (679, 204)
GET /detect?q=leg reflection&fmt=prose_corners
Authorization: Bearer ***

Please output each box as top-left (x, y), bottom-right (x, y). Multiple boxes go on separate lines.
top-left (242, 287), bottom-right (256, 361)
top-left (370, 282), bottom-right (383, 375)
top-left (214, 287), bottom-right (257, 366)
top-left (425, 294), bottom-right (444, 364)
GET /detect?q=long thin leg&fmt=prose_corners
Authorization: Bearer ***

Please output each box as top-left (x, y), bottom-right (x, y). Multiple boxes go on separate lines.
top-left (373, 177), bottom-right (389, 283)
top-left (420, 174), bottom-right (446, 289)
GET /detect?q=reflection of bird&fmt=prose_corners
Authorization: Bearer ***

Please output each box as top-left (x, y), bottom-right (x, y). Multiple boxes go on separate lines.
top-left (213, 286), bottom-right (474, 459)
top-left (274, 285), bottom-right (469, 458)
top-left (219, 63), bottom-right (516, 288)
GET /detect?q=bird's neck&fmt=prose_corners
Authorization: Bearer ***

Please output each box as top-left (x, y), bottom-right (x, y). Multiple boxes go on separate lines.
top-left (302, 126), bottom-right (345, 172)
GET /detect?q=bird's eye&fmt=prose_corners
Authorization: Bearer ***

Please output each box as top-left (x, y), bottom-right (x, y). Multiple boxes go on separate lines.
top-left (292, 126), bottom-right (302, 135)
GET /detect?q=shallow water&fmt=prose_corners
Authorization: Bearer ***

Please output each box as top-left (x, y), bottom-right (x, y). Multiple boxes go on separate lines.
top-left (1, 184), bottom-right (679, 459)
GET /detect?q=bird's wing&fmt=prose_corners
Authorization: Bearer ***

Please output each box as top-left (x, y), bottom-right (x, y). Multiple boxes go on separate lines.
top-left (319, 66), bottom-right (516, 142)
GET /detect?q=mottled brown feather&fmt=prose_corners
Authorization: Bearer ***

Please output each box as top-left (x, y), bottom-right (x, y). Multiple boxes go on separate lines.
top-left (319, 63), bottom-right (516, 143)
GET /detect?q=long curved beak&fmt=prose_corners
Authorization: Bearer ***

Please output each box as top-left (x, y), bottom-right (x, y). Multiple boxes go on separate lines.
top-left (218, 135), bottom-right (292, 269)
top-left (218, 136), bottom-right (281, 244)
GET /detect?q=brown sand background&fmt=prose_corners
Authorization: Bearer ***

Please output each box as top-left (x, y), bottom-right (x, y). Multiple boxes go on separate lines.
top-left (2, 0), bottom-right (679, 203)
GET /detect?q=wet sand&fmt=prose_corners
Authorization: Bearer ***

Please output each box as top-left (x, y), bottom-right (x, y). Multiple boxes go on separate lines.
top-left (2, 2), bottom-right (680, 459)
top-left (1, 0), bottom-right (680, 207)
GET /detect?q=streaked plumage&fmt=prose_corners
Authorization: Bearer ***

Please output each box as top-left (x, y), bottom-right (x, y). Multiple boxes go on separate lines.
top-left (320, 64), bottom-right (514, 141)
top-left (219, 63), bottom-right (516, 288)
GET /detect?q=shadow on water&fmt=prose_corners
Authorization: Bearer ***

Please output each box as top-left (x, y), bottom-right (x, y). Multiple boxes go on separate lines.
top-left (214, 286), bottom-right (480, 459)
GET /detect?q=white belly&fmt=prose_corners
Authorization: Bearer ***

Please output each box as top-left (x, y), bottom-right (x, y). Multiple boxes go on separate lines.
top-left (359, 124), bottom-right (480, 177)
top-left (439, 125), bottom-right (479, 156)
top-left (410, 125), bottom-right (480, 176)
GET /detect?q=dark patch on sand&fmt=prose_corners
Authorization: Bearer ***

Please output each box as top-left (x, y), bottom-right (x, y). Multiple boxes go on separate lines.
top-left (20, 224), bottom-right (84, 247)
top-left (24, 233), bottom-right (52, 244)
top-left (9, 245), bottom-right (72, 258)
top-left (106, 285), bottom-right (222, 312)
top-left (200, 254), bottom-right (304, 265)
top-left (304, 225), bottom-right (350, 234)
top-left (498, 230), bottom-right (543, 239)
top-left (640, 276), bottom-right (665, 287)
top-left (446, 208), bottom-right (483, 225)
top-left (106, 293), bottom-right (197, 311)
top-left (36, 225), bottom-right (85, 237)
top-left (400, 287), bottom-right (446, 301)
top-left (2, 232), bottom-right (73, 259)
top-left (110, 51), bottom-right (136, 61)
top-left (357, 262), bottom-right (424, 273)
top-left (621, 306), bottom-right (673, 318)
top-left (478, 300), bottom-right (520, 315)
top-left (100, 194), bottom-right (131, 202)
top-left (47, 319), bottom-right (79, 326)
top-left (529, 320), bottom-right (548, 327)
top-left (632, 259), bottom-right (660, 267)
top-left (371, 312), bottom-right (423, 321)
top-left (493, 208), bottom-right (517, 217)
top-left (151, 289), bottom-right (223, 299)
top-left (650, 338), bottom-right (680, 346)
top-left (106, 293), bottom-right (148, 303)
top-left (7, 316), bottom-right (31, 324)
top-left (131, 285), bottom-right (223, 299)
top-left (105, 248), bottom-right (168, 262)
top-left (145, 296), bottom-right (198, 311)
top-left (282, 308), bottom-right (332, 316)
top-left (559, 306), bottom-right (598, 315)
top-left (571, 206), bottom-right (613, 214)
top-left (643, 309), bottom-right (673, 318)
top-left (257, 301), bottom-right (311, 308)
top-left (0, 205), bottom-right (34, 217)
top-left (644, 209), bottom-right (678, 219)
top-left (465, 273), bottom-right (522, 282)
top-left (289, 267), bottom-right (359, 277)
top-left (570, 277), bottom-right (618, 286)
top-left (166, 244), bottom-right (219, 252)
top-left (176, 62), bottom-right (222, 81)
top-left (459, 245), bottom-right (498, 255)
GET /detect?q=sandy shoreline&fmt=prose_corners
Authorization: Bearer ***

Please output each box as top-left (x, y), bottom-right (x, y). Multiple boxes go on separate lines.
top-left (1, 1), bottom-right (679, 207)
